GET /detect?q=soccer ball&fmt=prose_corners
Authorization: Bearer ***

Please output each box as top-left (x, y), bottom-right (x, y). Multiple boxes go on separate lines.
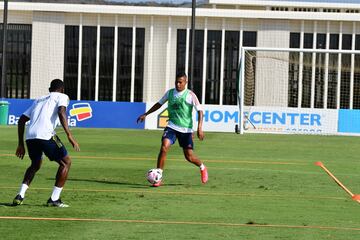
top-left (146, 168), bottom-right (162, 184)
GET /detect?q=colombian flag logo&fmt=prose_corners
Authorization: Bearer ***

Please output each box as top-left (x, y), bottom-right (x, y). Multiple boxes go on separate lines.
top-left (69, 103), bottom-right (92, 121)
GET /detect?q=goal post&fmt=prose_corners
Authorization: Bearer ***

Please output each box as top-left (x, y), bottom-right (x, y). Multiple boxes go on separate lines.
top-left (236, 47), bottom-right (245, 134)
top-left (237, 47), bottom-right (360, 135)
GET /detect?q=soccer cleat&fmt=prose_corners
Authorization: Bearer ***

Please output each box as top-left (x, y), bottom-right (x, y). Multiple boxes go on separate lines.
top-left (12, 194), bottom-right (24, 206)
top-left (47, 198), bottom-right (69, 208)
top-left (200, 166), bottom-right (208, 184)
top-left (152, 180), bottom-right (162, 187)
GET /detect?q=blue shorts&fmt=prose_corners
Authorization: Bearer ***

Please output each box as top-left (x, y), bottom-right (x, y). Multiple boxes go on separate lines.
top-left (26, 135), bottom-right (68, 162)
top-left (162, 127), bottom-right (194, 149)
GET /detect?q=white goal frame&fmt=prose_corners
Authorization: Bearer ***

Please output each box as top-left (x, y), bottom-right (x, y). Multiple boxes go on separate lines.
top-left (238, 46), bottom-right (360, 134)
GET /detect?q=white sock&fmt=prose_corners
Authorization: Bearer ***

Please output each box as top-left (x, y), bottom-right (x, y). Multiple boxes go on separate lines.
top-left (51, 186), bottom-right (63, 201)
top-left (18, 183), bottom-right (29, 198)
top-left (200, 164), bottom-right (205, 171)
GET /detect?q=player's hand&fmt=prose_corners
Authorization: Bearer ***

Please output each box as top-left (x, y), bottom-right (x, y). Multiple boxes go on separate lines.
top-left (197, 129), bottom-right (204, 141)
top-left (137, 114), bottom-right (146, 123)
top-left (68, 134), bottom-right (80, 152)
top-left (15, 144), bottom-right (26, 159)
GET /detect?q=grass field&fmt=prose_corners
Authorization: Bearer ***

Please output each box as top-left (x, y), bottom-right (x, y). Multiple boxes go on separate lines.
top-left (0, 126), bottom-right (359, 239)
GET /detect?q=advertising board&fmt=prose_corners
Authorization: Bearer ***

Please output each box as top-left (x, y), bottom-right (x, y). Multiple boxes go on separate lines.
top-left (144, 103), bottom-right (339, 134)
top-left (5, 99), bottom-right (145, 129)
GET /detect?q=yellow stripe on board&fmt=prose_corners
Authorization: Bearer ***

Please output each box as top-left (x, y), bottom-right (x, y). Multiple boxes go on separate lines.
top-left (69, 107), bottom-right (91, 116)
top-left (0, 154), bottom-right (307, 166)
top-left (0, 216), bottom-right (359, 231)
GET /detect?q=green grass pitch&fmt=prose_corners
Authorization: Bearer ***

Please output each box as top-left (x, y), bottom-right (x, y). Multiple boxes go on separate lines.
top-left (0, 126), bottom-right (359, 239)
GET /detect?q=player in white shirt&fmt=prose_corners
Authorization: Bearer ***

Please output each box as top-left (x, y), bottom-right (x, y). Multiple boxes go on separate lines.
top-left (13, 79), bottom-right (80, 207)
top-left (137, 72), bottom-right (208, 187)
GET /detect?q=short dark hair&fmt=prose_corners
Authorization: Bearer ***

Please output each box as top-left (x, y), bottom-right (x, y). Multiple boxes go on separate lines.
top-left (49, 79), bottom-right (64, 92)
top-left (176, 72), bottom-right (187, 79)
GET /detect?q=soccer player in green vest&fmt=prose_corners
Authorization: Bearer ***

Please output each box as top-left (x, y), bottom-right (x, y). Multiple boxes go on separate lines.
top-left (137, 72), bottom-right (208, 187)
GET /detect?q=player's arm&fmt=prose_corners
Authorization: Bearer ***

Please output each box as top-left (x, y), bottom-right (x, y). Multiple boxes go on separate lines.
top-left (58, 106), bottom-right (80, 151)
top-left (137, 91), bottom-right (168, 123)
top-left (190, 91), bottom-right (204, 140)
top-left (137, 102), bottom-right (163, 123)
top-left (16, 115), bottom-right (30, 159)
top-left (197, 110), bottom-right (204, 141)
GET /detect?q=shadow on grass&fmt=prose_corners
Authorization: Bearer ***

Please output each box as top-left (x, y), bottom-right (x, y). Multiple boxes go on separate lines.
top-left (0, 202), bottom-right (47, 207)
top-left (0, 203), bottom-right (16, 207)
top-left (64, 178), bottom-right (149, 188)
top-left (52, 178), bottom-right (185, 188)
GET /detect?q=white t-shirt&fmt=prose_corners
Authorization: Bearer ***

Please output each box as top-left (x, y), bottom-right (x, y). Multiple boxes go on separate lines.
top-left (23, 92), bottom-right (70, 140)
top-left (158, 88), bottom-right (203, 133)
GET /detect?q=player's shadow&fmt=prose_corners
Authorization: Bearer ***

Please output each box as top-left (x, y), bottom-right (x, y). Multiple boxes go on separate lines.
top-left (60, 178), bottom-right (149, 188)
top-left (0, 203), bottom-right (46, 207)
top-left (0, 203), bottom-right (16, 207)
top-left (157, 183), bottom-right (185, 187)
top-left (49, 178), bottom-right (185, 188)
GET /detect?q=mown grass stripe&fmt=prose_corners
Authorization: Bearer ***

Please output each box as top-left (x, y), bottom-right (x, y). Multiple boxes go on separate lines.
top-left (0, 186), bottom-right (347, 201)
top-left (0, 153), bottom-right (307, 165)
top-left (0, 216), bottom-right (359, 231)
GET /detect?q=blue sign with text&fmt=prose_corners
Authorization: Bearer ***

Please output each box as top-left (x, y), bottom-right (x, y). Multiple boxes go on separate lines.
top-left (5, 98), bottom-right (145, 129)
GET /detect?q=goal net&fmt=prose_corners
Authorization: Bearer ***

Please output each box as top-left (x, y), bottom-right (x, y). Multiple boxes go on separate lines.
top-left (238, 47), bottom-right (360, 135)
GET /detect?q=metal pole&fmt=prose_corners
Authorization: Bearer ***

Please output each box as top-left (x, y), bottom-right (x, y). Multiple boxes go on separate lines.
top-left (1, 0), bottom-right (8, 98)
top-left (189, 0), bottom-right (196, 90)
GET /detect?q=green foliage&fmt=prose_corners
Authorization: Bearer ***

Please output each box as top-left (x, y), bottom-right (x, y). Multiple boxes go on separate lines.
top-left (0, 126), bottom-right (359, 239)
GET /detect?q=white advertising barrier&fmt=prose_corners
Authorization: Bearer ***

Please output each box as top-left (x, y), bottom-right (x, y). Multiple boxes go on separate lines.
top-left (201, 105), bottom-right (240, 132)
top-left (144, 103), bottom-right (238, 132)
top-left (243, 106), bottom-right (338, 134)
top-left (144, 102), bottom-right (169, 130)
top-left (144, 103), bottom-right (339, 134)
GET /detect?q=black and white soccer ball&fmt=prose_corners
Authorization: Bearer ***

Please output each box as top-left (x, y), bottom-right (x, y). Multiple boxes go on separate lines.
top-left (146, 168), bottom-right (162, 184)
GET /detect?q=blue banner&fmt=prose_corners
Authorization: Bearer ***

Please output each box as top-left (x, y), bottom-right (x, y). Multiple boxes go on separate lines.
top-left (338, 109), bottom-right (360, 134)
top-left (5, 98), bottom-right (145, 129)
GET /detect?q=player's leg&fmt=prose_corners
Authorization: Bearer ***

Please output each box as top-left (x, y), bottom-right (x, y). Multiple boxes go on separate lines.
top-left (157, 127), bottom-right (176, 169)
top-left (13, 140), bottom-right (43, 205)
top-left (153, 128), bottom-right (176, 187)
top-left (46, 155), bottom-right (71, 207)
top-left (183, 148), bottom-right (208, 184)
top-left (179, 133), bottom-right (208, 184)
top-left (157, 139), bottom-right (172, 169)
top-left (183, 148), bottom-right (202, 167)
top-left (43, 135), bottom-right (70, 207)
top-left (152, 140), bottom-right (171, 187)
top-left (54, 155), bottom-right (72, 188)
